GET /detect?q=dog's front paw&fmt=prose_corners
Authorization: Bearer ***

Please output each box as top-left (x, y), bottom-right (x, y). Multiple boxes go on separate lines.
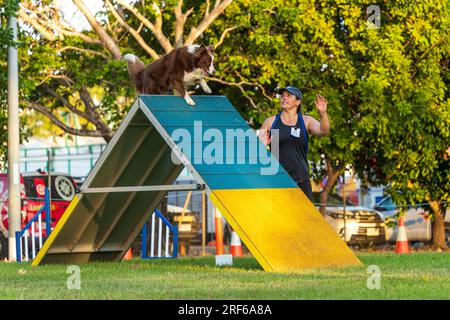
top-left (200, 80), bottom-right (212, 94)
top-left (184, 95), bottom-right (196, 106)
top-left (203, 86), bottom-right (212, 94)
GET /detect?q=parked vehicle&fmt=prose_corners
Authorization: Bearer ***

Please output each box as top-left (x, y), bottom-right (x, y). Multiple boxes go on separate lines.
top-left (0, 172), bottom-right (78, 238)
top-left (0, 175), bottom-right (27, 258)
top-left (374, 195), bottom-right (450, 244)
top-left (312, 192), bottom-right (386, 246)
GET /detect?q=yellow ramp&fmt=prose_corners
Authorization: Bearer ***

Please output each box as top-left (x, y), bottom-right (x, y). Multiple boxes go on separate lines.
top-left (211, 188), bottom-right (361, 271)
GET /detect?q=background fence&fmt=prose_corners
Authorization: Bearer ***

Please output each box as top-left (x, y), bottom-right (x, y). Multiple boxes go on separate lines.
top-left (19, 144), bottom-right (106, 179)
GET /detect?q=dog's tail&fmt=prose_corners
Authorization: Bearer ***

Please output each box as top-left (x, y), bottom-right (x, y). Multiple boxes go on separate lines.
top-left (123, 53), bottom-right (145, 93)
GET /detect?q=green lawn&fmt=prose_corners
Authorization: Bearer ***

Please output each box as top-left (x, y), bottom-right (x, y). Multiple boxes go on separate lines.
top-left (0, 252), bottom-right (449, 299)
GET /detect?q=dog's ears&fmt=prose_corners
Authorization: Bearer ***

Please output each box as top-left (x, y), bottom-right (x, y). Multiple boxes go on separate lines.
top-left (194, 44), bottom-right (206, 54)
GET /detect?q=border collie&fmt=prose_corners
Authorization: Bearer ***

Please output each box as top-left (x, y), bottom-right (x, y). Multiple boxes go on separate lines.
top-left (124, 44), bottom-right (215, 106)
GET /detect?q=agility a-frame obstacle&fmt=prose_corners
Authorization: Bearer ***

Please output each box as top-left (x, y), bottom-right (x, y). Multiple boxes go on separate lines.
top-left (32, 95), bottom-right (361, 271)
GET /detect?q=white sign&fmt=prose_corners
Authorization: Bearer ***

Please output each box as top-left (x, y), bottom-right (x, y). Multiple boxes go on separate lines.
top-left (215, 254), bottom-right (233, 267)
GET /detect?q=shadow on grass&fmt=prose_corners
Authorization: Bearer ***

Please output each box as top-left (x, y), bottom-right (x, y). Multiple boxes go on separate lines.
top-left (134, 256), bottom-right (264, 271)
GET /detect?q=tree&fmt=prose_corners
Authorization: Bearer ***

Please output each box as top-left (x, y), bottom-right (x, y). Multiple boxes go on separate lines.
top-left (207, 0), bottom-right (449, 247)
top-left (0, 0), bottom-right (30, 171)
top-left (17, 0), bottom-right (233, 142)
top-left (351, 0), bottom-right (450, 249)
top-left (1, 0), bottom-right (16, 169)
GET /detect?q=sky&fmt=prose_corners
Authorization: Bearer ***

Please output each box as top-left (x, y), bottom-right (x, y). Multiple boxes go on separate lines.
top-left (55, 0), bottom-right (104, 31)
top-left (55, 0), bottom-right (134, 31)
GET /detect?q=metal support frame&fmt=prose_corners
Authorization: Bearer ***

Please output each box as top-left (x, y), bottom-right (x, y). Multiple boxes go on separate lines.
top-left (15, 188), bottom-right (51, 262)
top-left (141, 208), bottom-right (178, 259)
top-left (79, 183), bottom-right (205, 194)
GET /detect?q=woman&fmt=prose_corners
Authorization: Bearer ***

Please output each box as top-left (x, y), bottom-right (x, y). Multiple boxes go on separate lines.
top-left (259, 86), bottom-right (330, 201)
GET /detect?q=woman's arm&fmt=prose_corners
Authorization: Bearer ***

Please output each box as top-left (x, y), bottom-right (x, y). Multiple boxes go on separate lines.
top-left (306, 113), bottom-right (330, 136)
top-left (258, 115), bottom-right (276, 145)
top-left (306, 94), bottom-right (330, 136)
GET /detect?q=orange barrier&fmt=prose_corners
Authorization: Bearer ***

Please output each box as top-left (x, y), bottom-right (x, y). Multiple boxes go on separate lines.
top-left (214, 208), bottom-right (224, 255)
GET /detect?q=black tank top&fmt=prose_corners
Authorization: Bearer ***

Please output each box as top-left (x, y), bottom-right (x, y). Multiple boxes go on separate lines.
top-left (270, 113), bottom-right (310, 183)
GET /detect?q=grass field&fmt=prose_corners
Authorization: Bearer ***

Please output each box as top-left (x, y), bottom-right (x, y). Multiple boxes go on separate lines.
top-left (0, 252), bottom-right (449, 299)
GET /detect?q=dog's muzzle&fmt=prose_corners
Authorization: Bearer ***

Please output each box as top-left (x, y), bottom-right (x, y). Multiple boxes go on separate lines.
top-left (202, 68), bottom-right (215, 76)
top-left (208, 66), bottom-right (216, 75)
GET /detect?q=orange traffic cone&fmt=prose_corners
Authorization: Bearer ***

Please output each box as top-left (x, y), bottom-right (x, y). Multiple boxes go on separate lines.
top-left (123, 248), bottom-right (133, 260)
top-left (396, 216), bottom-right (409, 254)
top-left (230, 231), bottom-right (243, 257)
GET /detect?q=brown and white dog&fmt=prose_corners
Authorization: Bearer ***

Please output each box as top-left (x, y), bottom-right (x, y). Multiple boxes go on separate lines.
top-left (124, 44), bottom-right (215, 106)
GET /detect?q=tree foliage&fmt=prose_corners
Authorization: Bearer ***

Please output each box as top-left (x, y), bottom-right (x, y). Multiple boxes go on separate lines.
top-left (17, 0), bottom-right (233, 141)
top-left (350, 0), bottom-right (450, 248)
top-left (208, 0), bottom-right (449, 247)
top-left (0, 0), bottom-right (30, 171)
